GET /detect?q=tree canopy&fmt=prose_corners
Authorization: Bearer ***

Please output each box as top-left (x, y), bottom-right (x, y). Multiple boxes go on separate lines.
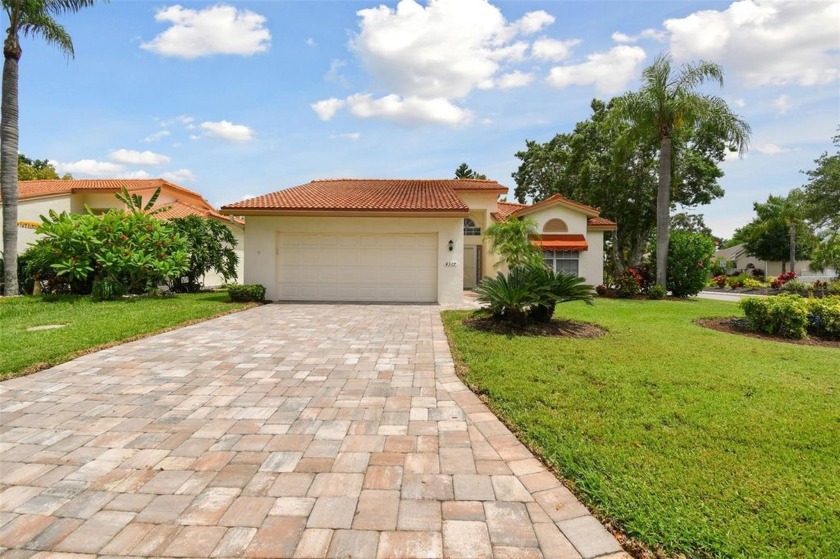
top-left (512, 98), bottom-right (730, 275)
top-left (733, 190), bottom-right (817, 270)
top-left (801, 130), bottom-right (839, 230)
top-left (608, 53), bottom-right (750, 288)
top-left (455, 163), bottom-right (487, 180)
top-left (15, 154), bottom-right (71, 180)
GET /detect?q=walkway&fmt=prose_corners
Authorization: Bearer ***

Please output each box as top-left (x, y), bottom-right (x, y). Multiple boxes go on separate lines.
top-left (0, 304), bottom-right (626, 558)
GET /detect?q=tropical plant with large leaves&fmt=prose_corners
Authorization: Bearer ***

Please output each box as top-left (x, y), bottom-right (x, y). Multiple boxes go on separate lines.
top-left (610, 53), bottom-right (750, 289)
top-left (483, 217), bottom-right (541, 269)
top-left (2, 0), bottom-right (102, 295)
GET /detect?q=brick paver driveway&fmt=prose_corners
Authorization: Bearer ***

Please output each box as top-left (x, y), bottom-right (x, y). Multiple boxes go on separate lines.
top-left (1, 304), bottom-right (626, 558)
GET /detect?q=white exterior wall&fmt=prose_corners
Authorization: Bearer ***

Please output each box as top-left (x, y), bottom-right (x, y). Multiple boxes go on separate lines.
top-left (457, 192), bottom-right (501, 279)
top-left (243, 215), bottom-right (463, 304)
top-left (522, 206), bottom-right (604, 286)
top-left (5, 196), bottom-right (73, 253)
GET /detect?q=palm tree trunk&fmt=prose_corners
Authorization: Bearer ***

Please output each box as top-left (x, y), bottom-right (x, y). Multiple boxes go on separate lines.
top-left (789, 221), bottom-right (796, 275)
top-left (1, 50), bottom-right (20, 296)
top-left (656, 136), bottom-right (672, 289)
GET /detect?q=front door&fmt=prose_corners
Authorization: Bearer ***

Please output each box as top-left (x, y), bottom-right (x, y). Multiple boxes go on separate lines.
top-left (463, 246), bottom-right (479, 289)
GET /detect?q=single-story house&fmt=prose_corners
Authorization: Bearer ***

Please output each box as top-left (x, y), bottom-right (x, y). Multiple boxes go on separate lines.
top-left (714, 243), bottom-right (821, 278)
top-left (1, 178), bottom-right (244, 285)
top-left (221, 178), bottom-right (616, 303)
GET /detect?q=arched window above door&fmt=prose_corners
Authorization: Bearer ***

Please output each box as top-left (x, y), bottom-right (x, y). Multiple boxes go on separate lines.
top-left (464, 218), bottom-right (481, 236)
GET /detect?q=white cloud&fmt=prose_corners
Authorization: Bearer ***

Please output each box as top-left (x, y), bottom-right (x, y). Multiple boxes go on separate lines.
top-left (142, 130), bottom-right (170, 143)
top-left (199, 120), bottom-right (254, 142)
top-left (731, 98), bottom-right (746, 108)
top-left (311, 98), bottom-right (346, 121)
top-left (756, 143), bottom-right (791, 155)
top-left (330, 132), bottom-right (361, 141)
top-left (611, 28), bottom-right (667, 43)
top-left (306, 38), bottom-right (317, 47)
top-left (664, 0), bottom-right (839, 86)
top-left (324, 59), bottom-right (349, 86)
top-left (110, 149), bottom-right (171, 166)
top-left (546, 45), bottom-right (646, 94)
top-left (497, 71), bottom-right (533, 89)
top-left (141, 4), bottom-right (271, 59)
top-left (162, 168), bottom-right (196, 182)
top-left (51, 159), bottom-right (124, 177)
top-left (345, 94), bottom-right (473, 126)
top-left (531, 38), bottom-right (580, 62)
top-left (117, 170), bottom-right (152, 179)
top-left (513, 10), bottom-right (555, 34)
top-left (773, 94), bottom-right (792, 114)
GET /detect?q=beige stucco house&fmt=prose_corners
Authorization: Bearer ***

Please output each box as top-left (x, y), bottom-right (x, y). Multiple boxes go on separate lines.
top-left (2, 178), bottom-right (244, 285)
top-left (221, 178), bottom-right (616, 304)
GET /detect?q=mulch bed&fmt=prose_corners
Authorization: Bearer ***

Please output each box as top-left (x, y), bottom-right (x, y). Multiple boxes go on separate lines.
top-left (464, 316), bottom-right (607, 338)
top-left (696, 317), bottom-right (840, 349)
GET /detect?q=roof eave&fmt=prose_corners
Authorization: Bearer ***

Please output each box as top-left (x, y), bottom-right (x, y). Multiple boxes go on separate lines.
top-left (219, 208), bottom-right (469, 218)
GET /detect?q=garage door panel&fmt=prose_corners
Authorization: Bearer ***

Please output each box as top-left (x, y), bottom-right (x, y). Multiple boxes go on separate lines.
top-left (276, 233), bottom-right (437, 302)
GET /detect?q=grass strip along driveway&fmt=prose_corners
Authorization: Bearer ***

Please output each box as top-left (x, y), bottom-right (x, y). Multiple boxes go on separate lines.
top-left (443, 298), bottom-right (839, 559)
top-left (1, 293), bottom-right (251, 380)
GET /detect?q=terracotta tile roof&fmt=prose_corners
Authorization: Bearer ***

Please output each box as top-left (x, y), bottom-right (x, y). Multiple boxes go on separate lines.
top-left (13, 178), bottom-right (241, 225)
top-left (511, 193), bottom-right (602, 218)
top-left (450, 179), bottom-right (508, 192)
top-left (222, 179), bottom-right (470, 213)
top-left (587, 216), bottom-right (617, 228)
top-left (531, 234), bottom-right (589, 251)
top-left (492, 201), bottom-right (529, 221)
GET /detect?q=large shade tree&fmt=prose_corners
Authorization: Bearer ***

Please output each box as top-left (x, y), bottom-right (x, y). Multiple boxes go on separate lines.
top-left (610, 53), bottom-right (750, 288)
top-left (2, 0), bottom-right (98, 296)
top-left (801, 129), bottom-right (839, 230)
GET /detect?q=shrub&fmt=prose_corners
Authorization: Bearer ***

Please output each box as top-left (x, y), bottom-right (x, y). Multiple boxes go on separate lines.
top-left (91, 278), bottom-right (127, 301)
top-left (807, 297), bottom-right (840, 340)
top-left (743, 278), bottom-right (765, 289)
top-left (712, 275), bottom-right (727, 288)
top-left (614, 272), bottom-right (641, 298)
top-left (168, 215), bottom-right (239, 292)
top-left (781, 280), bottom-right (807, 295)
top-left (654, 231), bottom-right (715, 297)
top-left (648, 284), bottom-right (666, 300)
top-left (32, 208), bottom-right (189, 294)
top-left (727, 275), bottom-right (747, 289)
top-left (770, 271), bottom-right (796, 289)
top-left (627, 264), bottom-right (654, 294)
top-left (709, 256), bottom-right (732, 277)
top-left (740, 295), bottom-right (810, 339)
top-left (596, 284), bottom-right (608, 296)
top-left (751, 268), bottom-right (765, 278)
top-left (831, 281), bottom-right (840, 296)
top-left (476, 262), bottom-right (593, 325)
top-left (228, 284), bottom-right (266, 302)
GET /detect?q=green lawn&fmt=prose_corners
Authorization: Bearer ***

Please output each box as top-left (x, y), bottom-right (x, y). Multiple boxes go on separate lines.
top-left (1, 293), bottom-right (251, 380)
top-left (443, 299), bottom-right (839, 559)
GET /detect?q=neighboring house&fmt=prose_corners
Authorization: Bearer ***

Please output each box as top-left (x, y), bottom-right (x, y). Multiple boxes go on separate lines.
top-left (1, 178), bottom-right (244, 286)
top-left (220, 178), bottom-right (616, 303)
top-left (714, 243), bottom-right (826, 278)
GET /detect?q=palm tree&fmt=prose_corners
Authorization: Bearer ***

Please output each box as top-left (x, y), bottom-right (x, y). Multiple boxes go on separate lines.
top-left (2, 0), bottom-right (98, 296)
top-left (612, 53), bottom-right (750, 289)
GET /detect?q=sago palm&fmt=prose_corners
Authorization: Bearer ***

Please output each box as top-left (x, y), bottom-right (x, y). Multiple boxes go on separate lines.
top-left (2, 0), bottom-right (100, 295)
top-left (611, 53), bottom-right (750, 289)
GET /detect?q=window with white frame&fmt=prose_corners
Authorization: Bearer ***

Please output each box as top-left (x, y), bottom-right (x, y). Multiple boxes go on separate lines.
top-left (543, 250), bottom-right (579, 275)
top-left (464, 218), bottom-right (481, 236)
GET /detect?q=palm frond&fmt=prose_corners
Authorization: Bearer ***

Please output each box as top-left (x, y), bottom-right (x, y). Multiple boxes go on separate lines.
top-left (20, 14), bottom-right (74, 57)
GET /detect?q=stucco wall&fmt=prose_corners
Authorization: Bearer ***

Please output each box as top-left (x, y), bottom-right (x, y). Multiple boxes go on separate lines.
top-left (243, 215), bottom-right (463, 303)
top-left (457, 191), bottom-right (502, 279)
top-left (5, 196), bottom-right (73, 253)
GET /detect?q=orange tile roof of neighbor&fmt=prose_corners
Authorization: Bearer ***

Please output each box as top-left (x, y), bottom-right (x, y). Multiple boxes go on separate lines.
top-left (14, 179), bottom-right (241, 225)
top-left (222, 179), bottom-right (475, 213)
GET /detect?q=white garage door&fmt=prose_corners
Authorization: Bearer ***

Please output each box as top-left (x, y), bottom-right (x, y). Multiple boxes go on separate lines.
top-left (276, 233), bottom-right (438, 302)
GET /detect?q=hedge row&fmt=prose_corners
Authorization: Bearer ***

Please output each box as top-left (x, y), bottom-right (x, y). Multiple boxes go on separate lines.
top-left (740, 295), bottom-right (840, 340)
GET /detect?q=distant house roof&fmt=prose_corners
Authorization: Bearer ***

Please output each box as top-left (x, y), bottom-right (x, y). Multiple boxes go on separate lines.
top-left (221, 179), bottom-right (475, 214)
top-left (14, 179), bottom-right (241, 226)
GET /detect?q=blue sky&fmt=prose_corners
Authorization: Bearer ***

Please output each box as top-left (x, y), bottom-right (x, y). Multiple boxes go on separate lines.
top-left (17, 0), bottom-right (840, 238)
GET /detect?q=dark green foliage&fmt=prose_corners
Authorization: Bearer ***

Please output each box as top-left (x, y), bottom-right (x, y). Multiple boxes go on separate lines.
top-left (658, 231), bottom-right (716, 297)
top-left (168, 215), bottom-right (239, 292)
top-left (228, 284), bottom-right (265, 302)
top-left (648, 284), bottom-right (666, 300)
top-left (483, 217), bottom-right (541, 269)
top-left (454, 163), bottom-right (487, 180)
top-left (31, 207), bottom-right (189, 296)
top-left (733, 190), bottom-right (817, 267)
top-left (740, 295), bottom-right (812, 339)
top-left (801, 130), bottom-right (840, 230)
top-left (91, 278), bottom-right (126, 301)
top-left (613, 272), bottom-right (641, 298)
top-left (476, 262), bottom-right (593, 325)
